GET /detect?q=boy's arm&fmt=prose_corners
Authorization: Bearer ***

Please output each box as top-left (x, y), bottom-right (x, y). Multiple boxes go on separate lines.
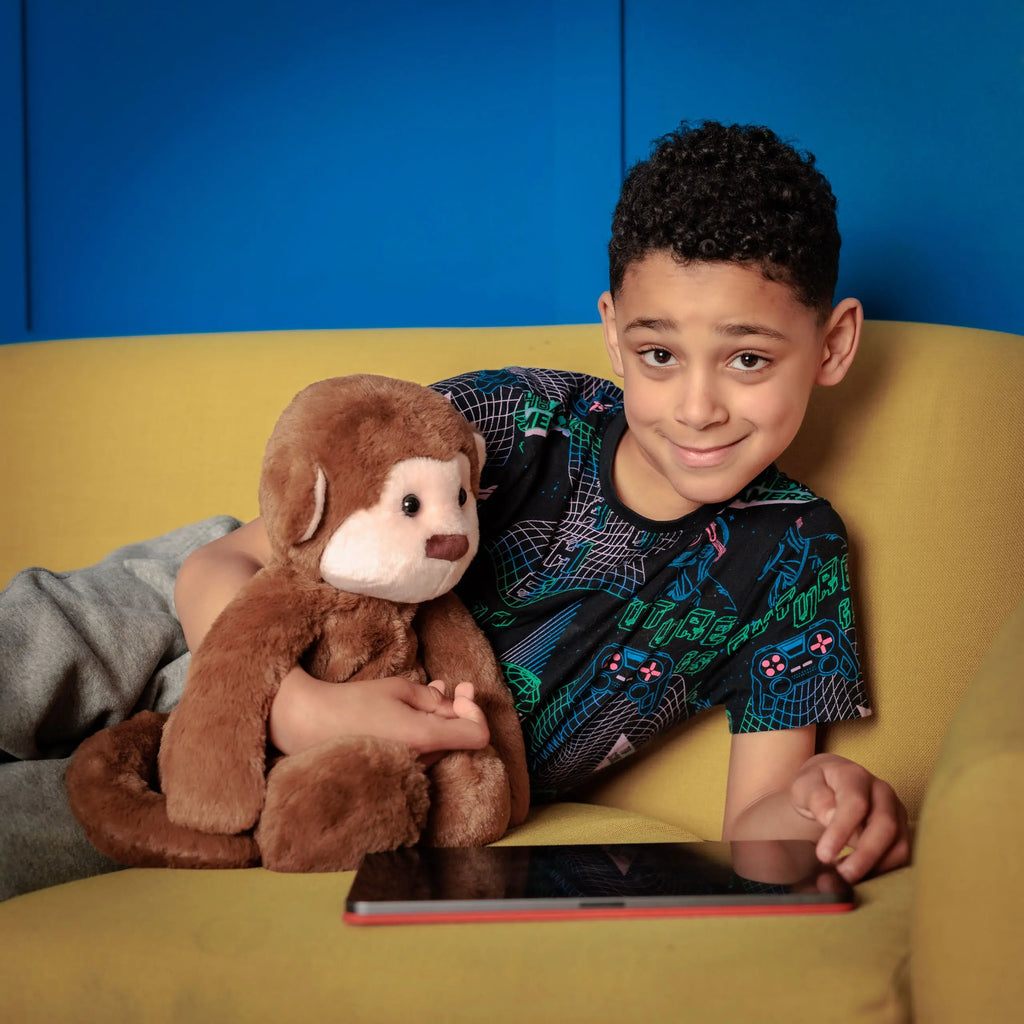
top-left (174, 518), bottom-right (273, 651)
top-left (173, 519), bottom-right (490, 758)
top-left (722, 726), bottom-right (911, 883)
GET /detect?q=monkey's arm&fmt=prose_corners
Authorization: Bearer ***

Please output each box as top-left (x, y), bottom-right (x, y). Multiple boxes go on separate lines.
top-left (416, 590), bottom-right (530, 827)
top-left (160, 568), bottom-right (342, 834)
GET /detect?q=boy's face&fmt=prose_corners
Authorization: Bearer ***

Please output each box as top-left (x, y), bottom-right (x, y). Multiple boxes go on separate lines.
top-left (599, 252), bottom-right (860, 521)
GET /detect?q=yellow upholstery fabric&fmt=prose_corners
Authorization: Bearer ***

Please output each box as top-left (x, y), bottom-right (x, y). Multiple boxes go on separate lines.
top-left (583, 320), bottom-right (1024, 837)
top-left (1, 803), bottom-right (913, 1024)
top-left (0, 326), bottom-right (602, 582)
top-left (1, 864), bottom-right (914, 1024)
top-left (910, 595), bottom-right (1024, 1023)
top-left (1, 320), bottom-right (1022, 1022)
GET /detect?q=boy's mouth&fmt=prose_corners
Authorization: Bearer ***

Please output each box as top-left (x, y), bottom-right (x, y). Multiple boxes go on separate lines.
top-left (672, 438), bottom-right (743, 469)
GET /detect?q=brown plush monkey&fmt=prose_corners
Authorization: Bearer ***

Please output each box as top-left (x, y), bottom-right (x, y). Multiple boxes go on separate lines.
top-left (67, 375), bottom-right (530, 872)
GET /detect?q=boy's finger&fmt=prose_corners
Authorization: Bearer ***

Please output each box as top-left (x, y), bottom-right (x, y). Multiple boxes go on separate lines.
top-left (790, 765), bottom-right (837, 825)
top-left (452, 685), bottom-right (485, 726)
top-left (417, 712), bottom-right (490, 753)
top-left (870, 825), bottom-right (912, 877)
top-left (833, 781), bottom-right (904, 882)
top-left (403, 679), bottom-right (456, 716)
top-left (815, 784), bottom-right (870, 864)
top-left (452, 681), bottom-right (476, 702)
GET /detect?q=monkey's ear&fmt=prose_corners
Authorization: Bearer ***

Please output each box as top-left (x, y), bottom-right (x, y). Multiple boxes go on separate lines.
top-left (296, 465), bottom-right (327, 543)
top-left (472, 431), bottom-right (486, 468)
top-left (263, 461), bottom-right (327, 547)
top-left (470, 431), bottom-right (486, 492)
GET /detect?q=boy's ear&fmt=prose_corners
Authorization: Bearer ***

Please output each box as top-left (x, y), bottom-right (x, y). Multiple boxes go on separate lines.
top-left (598, 291), bottom-right (625, 377)
top-left (816, 297), bottom-right (863, 387)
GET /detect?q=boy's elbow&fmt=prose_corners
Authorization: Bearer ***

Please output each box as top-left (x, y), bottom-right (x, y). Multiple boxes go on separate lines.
top-left (172, 545), bottom-right (206, 608)
top-left (172, 544), bottom-right (214, 638)
top-left (172, 526), bottom-right (267, 650)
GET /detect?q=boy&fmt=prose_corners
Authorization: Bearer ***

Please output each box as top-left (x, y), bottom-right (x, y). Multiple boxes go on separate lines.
top-left (176, 121), bottom-right (909, 883)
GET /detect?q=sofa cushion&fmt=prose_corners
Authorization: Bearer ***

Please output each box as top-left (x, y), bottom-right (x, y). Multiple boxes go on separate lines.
top-left (911, 596), bottom-right (1024, 1023)
top-left (4, 321), bottom-right (1024, 839)
top-left (1, 801), bottom-right (912, 1023)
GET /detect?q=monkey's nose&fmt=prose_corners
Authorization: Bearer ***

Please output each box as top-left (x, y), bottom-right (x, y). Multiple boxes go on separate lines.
top-left (425, 534), bottom-right (469, 562)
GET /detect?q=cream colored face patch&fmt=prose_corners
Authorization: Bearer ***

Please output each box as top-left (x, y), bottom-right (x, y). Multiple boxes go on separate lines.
top-left (319, 454), bottom-right (479, 604)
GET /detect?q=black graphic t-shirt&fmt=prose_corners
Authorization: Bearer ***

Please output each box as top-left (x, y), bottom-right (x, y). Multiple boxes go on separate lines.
top-left (433, 367), bottom-right (871, 800)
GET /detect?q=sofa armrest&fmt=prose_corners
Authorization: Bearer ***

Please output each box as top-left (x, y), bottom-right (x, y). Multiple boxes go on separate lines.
top-left (910, 594), bottom-right (1024, 1022)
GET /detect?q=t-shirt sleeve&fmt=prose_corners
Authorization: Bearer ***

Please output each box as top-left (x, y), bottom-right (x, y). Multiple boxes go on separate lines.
top-left (715, 501), bottom-right (871, 733)
top-left (430, 369), bottom-right (530, 472)
top-left (431, 367), bottom-right (616, 478)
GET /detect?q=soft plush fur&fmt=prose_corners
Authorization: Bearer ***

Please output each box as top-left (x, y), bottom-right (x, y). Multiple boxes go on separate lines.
top-left (67, 375), bottom-right (529, 872)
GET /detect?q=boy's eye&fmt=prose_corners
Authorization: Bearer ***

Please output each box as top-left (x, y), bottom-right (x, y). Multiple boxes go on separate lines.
top-left (640, 348), bottom-right (676, 367)
top-left (730, 352), bottom-right (770, 371)
top-left (401, 494), bottom-right (421, 516)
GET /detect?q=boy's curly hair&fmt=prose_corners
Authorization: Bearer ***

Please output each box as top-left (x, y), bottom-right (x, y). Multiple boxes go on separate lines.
top-left (609, 121), bottom-right (840, 316)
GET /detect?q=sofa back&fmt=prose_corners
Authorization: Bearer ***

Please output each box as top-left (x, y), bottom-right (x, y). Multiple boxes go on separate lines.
top-left (589, 320), bottom-right (1024, 834)
top-left (3, 321), bottom-right (1022, 835)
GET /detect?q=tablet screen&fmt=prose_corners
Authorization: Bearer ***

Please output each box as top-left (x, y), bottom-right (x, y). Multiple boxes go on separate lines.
top-left (344, 840), bottom-right (855, 924)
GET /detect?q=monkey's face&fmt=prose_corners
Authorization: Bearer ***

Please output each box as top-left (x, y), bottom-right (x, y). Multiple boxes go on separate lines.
top-left (319, 451), bottom-right (479, 604)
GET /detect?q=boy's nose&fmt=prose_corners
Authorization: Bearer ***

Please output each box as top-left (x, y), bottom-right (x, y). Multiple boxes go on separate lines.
top-left (674, 374), bottom-right (727, 430)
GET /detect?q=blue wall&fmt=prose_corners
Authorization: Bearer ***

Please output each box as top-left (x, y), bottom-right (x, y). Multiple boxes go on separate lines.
top-left (1, 1), bottom-right (26, 342)
top-left (624, 0), bottom-right (1024, 337)
top-left (2, 1), bottom-right (1022, 344)
top-left (5, 0), bottom-right (622, 342)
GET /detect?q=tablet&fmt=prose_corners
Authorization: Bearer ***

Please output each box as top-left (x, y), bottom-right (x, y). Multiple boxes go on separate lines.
top-left (343, 840), bottom-right (855, 925)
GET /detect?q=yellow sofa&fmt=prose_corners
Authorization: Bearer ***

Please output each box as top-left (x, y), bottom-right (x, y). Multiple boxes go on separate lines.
top-left (1, 321), bottom-right (1022, 1023)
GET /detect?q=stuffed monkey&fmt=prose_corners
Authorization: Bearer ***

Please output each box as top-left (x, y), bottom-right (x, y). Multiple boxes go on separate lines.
top-left (67, 375), bottom-right (530, 872)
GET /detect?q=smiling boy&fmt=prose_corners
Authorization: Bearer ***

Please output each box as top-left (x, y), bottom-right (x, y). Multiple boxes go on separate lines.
top-left (601, 254), bottom-right (861, 520)
top-left (175, 121), bottom-right (909, 882)
top-left (597, 254), bottom-right (894, 872)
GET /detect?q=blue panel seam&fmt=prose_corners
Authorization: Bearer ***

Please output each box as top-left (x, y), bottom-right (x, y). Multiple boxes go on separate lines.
top-left (20, 0), bottom-right (32, 334)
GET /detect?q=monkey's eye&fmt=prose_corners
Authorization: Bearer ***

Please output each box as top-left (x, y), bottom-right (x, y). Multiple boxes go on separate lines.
top-left (401, 494), bottom-right (421, 517)
top-left (458, 488), bottom-right (468, 507)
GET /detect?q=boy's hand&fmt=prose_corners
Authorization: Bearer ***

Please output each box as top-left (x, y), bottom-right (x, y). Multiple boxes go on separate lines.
top-left (725, 730), bottom-right (911, 884)
top-left (790, 752), bottom-right (911, 882)
top-left (268, 668), bottom-right (491, 760)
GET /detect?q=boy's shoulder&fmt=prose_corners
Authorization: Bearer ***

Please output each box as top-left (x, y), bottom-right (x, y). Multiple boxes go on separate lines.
top-left (731, 465), bottom-right (825, 509)
top-left (431, 366), bottom-right (623, 417)
top-left (721, 466), bottom-right (850, 560)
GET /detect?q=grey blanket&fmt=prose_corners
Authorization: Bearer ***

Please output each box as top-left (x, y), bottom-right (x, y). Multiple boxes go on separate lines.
top-left (0, 516), bottom-right (241, 900)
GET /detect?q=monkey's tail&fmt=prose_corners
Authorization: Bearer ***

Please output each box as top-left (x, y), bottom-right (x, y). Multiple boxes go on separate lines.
top-left (66, 710), bottom-right (260, 869)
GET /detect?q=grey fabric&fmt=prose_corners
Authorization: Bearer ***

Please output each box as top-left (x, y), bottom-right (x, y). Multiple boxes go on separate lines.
top-left (0, 756), bottom-right (124, 900)
top-left (0, 516), bottom-right (242, 900)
